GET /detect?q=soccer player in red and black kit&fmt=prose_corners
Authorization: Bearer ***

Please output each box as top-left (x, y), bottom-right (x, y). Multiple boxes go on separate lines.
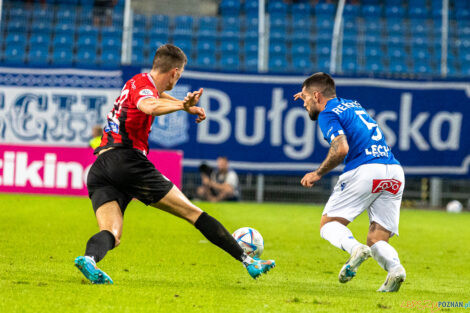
top-left (74, 44), bottom-right (275, 284)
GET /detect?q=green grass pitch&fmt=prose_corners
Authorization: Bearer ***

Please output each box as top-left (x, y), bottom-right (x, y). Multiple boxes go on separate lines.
top-left (0, 194), bottom-right (469, 313)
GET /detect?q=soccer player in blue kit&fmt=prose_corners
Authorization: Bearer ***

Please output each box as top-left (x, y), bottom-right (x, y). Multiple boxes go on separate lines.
top-left (294, 72), bottom-right (406, 292)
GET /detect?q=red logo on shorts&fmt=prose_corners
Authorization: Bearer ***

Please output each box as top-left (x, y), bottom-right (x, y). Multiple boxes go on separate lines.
top-left (372, 179), bottom-right (402, 194)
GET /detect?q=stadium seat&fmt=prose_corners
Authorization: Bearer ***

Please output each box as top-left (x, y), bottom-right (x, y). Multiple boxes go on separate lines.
top-left (173, 38), bottom-right (193, 54)
top-left (315, 3), bottom-right (335, 17)
top-left (148, 37), bottom-right (168, 51)
top-left (268, 55), bottom-right (288, 72)
top-left (269, 42), bottom-right (287, 56)
top-left (6, 33), bottom-right (27, 46)
top-left (292, 55), bottom-right (313, 72)
top-left (75, 48), bottom-right (97, 67)
top-left (343, 4), bottom-right (359, 17)
top-left (292, 17), bottom-right (312, 32)
top-left (133, 14), bottom-right (147, 29)
top-left (243, 38), bottom-right (258, 57)
top-left (54, 23), bottom-right (75, 36)
top-left (172, 30), bottom-right (192, 41)
top-left (243, 54), bottom-right (258, 70)
top-left (270, 15), bottom-right (287, 32)
top-left (409, 7), bottom-right (430, 19)
top-left (219, 53), bottom-right (240, 71)
top-left (221, 17), bottom-right (241, 33)
top-left (173, 16), bottom-right (194, 32)
top-left (196, 29), bottom-right (218, 41)
top-left (342, 56), bottom-right (360, 73)
top-left (77, 34), bottom-right (98, 48)
top-left (268, 1), bottom-right (288, 15)
top-left (4, 46), bottom-right (25, 65)
top-left (53, 33), bottom-right (75, 48)
top-left (7, 20), bottom-right (27, 33)
top-left (52, 47), bottom-right (74, 66)
top-left (100, 50), bottom-right (121, 68)
top-left (385, 6), bottom-right (405, 18)
top-left (292, 3), bottom-right (312, 19)
top-left (56, 8), bottom-right (77, 23)
top-left (195, 53), bottom-right (217, 69)
top-left (291, 43), bottom-right (311, 57)
top-left (150, 15), bottom-right (170, 31)
top-left (220, 0), bottom-right (241, 17)
top-left (316, 56), bottom-right (331, 71)
top-left (244, 0), bottom-right (259, 17)
top-left (27, 47), bottom-right (50, 65)
top-left (361, 5), bottom-right (382, 18)
top-left (198, 16), bottom-right (219, 32)
top-left (131, 49), bottom-right (146, 66)
top-left (220, 39), bottom-right (240, 54)
top-left (197, 39), bottom-right (217, 53)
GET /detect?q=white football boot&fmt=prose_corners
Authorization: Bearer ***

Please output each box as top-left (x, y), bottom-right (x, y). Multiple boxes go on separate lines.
top-left (377, 264), bottom-right (406, 292)
top-left (338, 244), bottom-right (372, 283)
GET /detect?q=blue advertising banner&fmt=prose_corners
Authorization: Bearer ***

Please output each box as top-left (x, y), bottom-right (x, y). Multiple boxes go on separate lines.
top-left (1, 66), bottom-right (469, 176)
top-left (142, 70), bottom-right (470, 176)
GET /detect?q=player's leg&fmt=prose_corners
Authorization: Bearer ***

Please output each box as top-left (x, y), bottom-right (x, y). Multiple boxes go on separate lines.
top-left (367, 165), bottom-right (406, 292)
top-left (151, 186), bottom-right (275, 279)
top-left (320, 168), bottom-right (375, 283)
top-left (74, 201), bottom-right (123, 285)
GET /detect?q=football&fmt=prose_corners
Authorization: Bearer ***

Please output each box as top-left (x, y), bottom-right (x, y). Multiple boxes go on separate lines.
top-left (232, 227), bottom-right (264, 258)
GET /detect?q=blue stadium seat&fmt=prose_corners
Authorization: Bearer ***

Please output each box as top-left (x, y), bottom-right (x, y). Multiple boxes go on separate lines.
top-left (413, 60), bottom-right (434, 75)
top-left (291, 43), bottom-right (311, 57)
top-left (270, 15), bottom-right (287, 32)
top-left (220, 39), bottom-right (239, 53)
top-left (53, 33), bottom-right (75, 48)
top-left (362, 5), bottom-right (382, 18)
top-left (292, 55), bottom-right (313, 72)
top-left (102, 26), bottom-right (123, 39)
top-left (7, 20), bottom-right (27, 33)
top-left (292, 17), bottom-right (312, 32)
top-left (316, 18), bottom-right (333, 31)
top-left (219, 53), bottom-right (240, 71)
top-left (52, 47), bottom-right (74, 66)
top-left (131, 48), bottom-right (146, 66)
top-left (78, 25), bottom-right (99, 37)
top-left (150, 15), bottom-right (170, 31)
top-left (243, 38), bottom-right (258, 57)
top-left (316, 44), bottom-right (331, 57)
top-left (198, 16), bottom-right (219, 32)
top-left (388, 59), bottom-right (408, 74)
top-left (29, 33), bottom-right (51, 48)
top-left (343, 4), bottom-right (359, 17)
top-left (56, 8), bottom-right (77, 22)
top-left (385, 6), bottom-right (405, 18)
top-left (195, 53), bottom-right (217, 69)
top-left (243, 55), bottom-right (258, 70)
top-left (342, 46), bottom-right (356, 58)
top-left (408, 7), bottom-right (429, 19)
top-left (316, 56), bottom-right (331, 71)
top-left (268, 55), bottom-right (288, 72)
top-left (27, 47), bottom-right (50, 65)
top-left (220, 0), bottom-right (241, 17)
top-left (196, 29), bottom-right (218, 41)
top-left (133, 14), bottom-right (147, 28)
top-left (75, 48), bottom-right (97, 67)
top-left (100, 50), bottom-right (121, 68)
top-left (268, 1), bottom-right (288, 15)
top-left (77, 10), bottom-right (93, 25)
top-left (77, 34), bottom-right (98, 48)
top-left (54, 23), bottom-right (75, 36)
top-left (197, 39), bottom-right (216, 53)
top-left (148, 37), bottom-right (168, 50)
top-left (173, 30), bottom-right (192, 41)
top-left (386, 0), bottom-right (403, 6)
top-left (342, 56), bottom-right (360, 73)
top-left (102, 36), bottom-right (122, 50)
top-left (244, 0), bottom-right (259, 17)
top-left (173, 16), bottom-right (194, 32)
top-left (6, 33), bottom-right (27, 46)
top-left (4, 46), bottom-right (25, 64)
top-left (221, 17), bottom-right (241, 33)
top-left (315, 3), bottom-right (335, 17)
top-left (364, 57), bottom-right (383, 73)
top-left (269, 42), bottom-right (287, 56)
top-left (292, 3), bottom-right (312, 19)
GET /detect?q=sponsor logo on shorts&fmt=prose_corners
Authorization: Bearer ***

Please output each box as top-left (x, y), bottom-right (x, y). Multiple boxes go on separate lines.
top-left (372, 179), bottom-right (402, 194)
top-left (139, 89), bottom-right (153, 96)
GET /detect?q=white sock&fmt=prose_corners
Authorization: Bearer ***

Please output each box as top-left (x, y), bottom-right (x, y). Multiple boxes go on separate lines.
top-left (370, 240), bottom-right (401, 272)
top-left (320, 221), bottom-right (362, 254)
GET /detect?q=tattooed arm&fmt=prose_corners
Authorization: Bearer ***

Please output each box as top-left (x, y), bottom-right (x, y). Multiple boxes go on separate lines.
top-left (300, 135), bottom-right (349, 188)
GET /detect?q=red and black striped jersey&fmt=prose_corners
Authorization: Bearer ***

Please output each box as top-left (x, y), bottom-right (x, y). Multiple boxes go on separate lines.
top-left (95, 73), bottom-right (159, 155)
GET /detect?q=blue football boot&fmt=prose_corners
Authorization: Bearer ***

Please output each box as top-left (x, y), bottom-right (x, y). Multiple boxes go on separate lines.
top-left (246, 258), bottom-right (275, 279)
top-left (74, 256), bottom-right (113, 284)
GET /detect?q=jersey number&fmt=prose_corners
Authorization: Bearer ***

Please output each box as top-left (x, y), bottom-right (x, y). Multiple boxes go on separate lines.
top-left (356, 110), bottom-right (383, 141)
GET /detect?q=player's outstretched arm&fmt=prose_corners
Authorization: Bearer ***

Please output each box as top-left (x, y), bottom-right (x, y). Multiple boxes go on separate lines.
top-left (301, 135), bottom-right (349, 188)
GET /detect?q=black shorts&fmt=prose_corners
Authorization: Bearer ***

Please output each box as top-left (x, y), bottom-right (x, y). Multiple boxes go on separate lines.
top-left (87, 148), bottom-right (174, 214)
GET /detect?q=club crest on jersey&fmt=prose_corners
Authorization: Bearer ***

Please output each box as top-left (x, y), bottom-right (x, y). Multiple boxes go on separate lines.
top-left (139, 89), bottom-right (153, 96)
top-left (104, 121), bottom-right (119, 134)
top-left (372, 179), bottom-right (402, 194)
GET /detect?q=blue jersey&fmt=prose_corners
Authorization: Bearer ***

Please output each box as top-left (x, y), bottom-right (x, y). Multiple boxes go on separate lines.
top-left (318, 97), bottom-right (400, 173)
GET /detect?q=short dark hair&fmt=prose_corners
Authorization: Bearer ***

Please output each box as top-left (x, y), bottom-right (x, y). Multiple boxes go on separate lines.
top-left (152, 44), bottom-right (187, 72)
top-left (302, 72), bottom-right (336, 98)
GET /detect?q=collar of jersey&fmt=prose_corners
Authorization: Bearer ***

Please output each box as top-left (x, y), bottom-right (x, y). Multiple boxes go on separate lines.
top-left (325, 97), bottom-right (342, 109)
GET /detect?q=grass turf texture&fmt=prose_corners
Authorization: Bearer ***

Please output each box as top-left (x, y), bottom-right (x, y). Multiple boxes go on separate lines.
top-left (0, 194), bottom-right (468, 313)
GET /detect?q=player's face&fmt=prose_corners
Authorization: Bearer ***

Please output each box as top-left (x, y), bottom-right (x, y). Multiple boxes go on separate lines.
top-left (301, 87), bottom-right (321, 121)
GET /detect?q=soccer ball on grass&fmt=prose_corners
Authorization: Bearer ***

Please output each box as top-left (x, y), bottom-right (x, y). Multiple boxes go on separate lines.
top-left (232, 227), bottom-right (264, 258)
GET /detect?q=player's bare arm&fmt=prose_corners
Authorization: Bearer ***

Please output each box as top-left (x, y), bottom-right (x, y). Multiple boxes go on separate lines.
top-left (301, 135), bottom-right (349, 188)
top-left (138, 89), bottom-right (206, 123)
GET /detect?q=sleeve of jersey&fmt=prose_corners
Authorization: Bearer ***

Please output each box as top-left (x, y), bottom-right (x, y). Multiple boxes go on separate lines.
top-left (318, 111), bottom-right (345, 144)
top-left (134, 87), bottom-right (158, 110)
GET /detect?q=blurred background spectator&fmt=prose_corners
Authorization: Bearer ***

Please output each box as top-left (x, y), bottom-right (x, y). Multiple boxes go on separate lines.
top-left (89, 125), bottom-right (103, 149)
top-left (197, 156), bottom-right (240, 202)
